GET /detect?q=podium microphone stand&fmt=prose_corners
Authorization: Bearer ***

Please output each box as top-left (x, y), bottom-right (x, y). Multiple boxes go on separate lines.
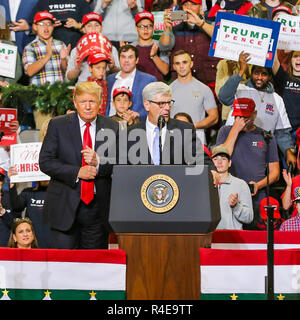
top-left (158, 115), bottom-right (165, 165)
top-left (262, 130), bottom-right (275, 300)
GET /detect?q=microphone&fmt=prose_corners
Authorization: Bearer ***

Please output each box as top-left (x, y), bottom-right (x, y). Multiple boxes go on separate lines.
top-left (157, 115), bottom-right (165, 134)
top-left (157, 115), bottom-right (165, 165)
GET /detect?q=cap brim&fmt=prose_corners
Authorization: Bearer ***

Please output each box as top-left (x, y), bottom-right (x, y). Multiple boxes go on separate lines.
top-left (232, 111), bottom-right (252, 117)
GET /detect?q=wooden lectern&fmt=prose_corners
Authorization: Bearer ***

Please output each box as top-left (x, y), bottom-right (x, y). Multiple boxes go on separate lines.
top-left (109, 165), bottom-right (220, 300)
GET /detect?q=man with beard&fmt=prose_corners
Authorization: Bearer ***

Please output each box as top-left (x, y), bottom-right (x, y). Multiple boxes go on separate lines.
top-left (218, 51), bottom-right (296, 168)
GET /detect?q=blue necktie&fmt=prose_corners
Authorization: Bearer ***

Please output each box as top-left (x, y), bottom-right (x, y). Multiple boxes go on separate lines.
top-left (152, 126), bottom-right (160, 165)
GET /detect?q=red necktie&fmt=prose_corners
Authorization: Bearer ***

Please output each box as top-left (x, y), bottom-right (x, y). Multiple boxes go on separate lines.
top-left (81, 122), bottom-right (94, 204)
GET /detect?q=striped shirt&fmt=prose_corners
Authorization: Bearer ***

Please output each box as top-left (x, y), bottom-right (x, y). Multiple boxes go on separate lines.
top-left (22, 37), bottom-right (64, 85)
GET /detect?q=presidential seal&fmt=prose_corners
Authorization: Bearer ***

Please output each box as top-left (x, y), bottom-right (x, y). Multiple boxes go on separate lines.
top-left (140, 174), bottom-right (179, 213)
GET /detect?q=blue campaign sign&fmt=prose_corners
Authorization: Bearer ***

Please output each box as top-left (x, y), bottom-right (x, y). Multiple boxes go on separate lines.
top-left (209, 12), bottom-right (281, 68)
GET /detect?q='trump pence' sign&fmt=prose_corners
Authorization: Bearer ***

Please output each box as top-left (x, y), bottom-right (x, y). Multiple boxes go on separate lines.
top-left (275, 13), bottom-right (300, 50)
top-left (209, 12), bottom-right (281, 67)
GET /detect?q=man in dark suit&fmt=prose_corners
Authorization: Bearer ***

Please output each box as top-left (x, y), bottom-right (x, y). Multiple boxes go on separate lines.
top-left (105, 44), bottom-right (157, 121)
top-left (39, 81), bottom-right (118, 249)
top-left (125, 81), bottom-right (208, 168)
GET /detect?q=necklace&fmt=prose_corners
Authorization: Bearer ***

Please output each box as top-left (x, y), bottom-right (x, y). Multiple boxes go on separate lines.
top-left (258, 91), bottom-right (265, 103)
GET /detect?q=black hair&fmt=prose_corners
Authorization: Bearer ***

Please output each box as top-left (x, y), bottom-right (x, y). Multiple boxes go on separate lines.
top-left (118, 44), bottom-right (139, 59)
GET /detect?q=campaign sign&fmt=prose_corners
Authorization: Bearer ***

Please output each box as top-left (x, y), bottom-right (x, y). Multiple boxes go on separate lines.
top-left (10, 142), bottom-right (50, 183)
top-left (0, 42), bottom-right (17, 78)
top-left (0, 108), bottom-right (17, 146)
top-left (76, 32), bottom-right (112, 65)
top-left (275, 13), bottom-right (300, 50)
top-left (209, 12), bottom-right (281, 67)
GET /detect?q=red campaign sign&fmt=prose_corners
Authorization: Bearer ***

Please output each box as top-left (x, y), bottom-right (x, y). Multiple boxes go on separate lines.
top-left (0, 133), bottom-right (17, 147)
top-left (0, 108), bottom-right (17, 134)
top-left (76, 32), bottom-right (112, 66)
top-left (0, 108), bottom-right (18, 147)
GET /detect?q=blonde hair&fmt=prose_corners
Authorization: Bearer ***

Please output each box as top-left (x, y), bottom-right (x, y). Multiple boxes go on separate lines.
top-left (73, 81), bottom-right (102, 102)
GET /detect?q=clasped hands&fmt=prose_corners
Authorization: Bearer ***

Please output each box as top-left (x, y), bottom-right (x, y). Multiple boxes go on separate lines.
top-left (78, 146), bottom-right (99, 180)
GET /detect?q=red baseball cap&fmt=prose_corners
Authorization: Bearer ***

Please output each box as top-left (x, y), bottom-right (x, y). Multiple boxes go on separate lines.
top-left (272, 5), bottom-right (292, 19)
top-left (232, 98), bottom-right (256, 117)
top-left (34, 11), bottom-right (55, 24)
top-left (135, 11), bottom-right (154, 25)
top-left (259, 197), bottom-right (281, 219)
top-left (87, 52), bottom-right (110, 66)
top-left (182, 0), bottom-right (202, 4)
top-left (82, 12), bottom-right (102, 27)
top-left (113, 87), bottom-right (132, 99)
top-left (0, 167), bottom-right (5, 177)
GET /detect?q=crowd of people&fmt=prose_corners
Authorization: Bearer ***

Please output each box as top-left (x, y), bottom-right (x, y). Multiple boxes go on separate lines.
top-left (0, 0), bottom-right (300, 250)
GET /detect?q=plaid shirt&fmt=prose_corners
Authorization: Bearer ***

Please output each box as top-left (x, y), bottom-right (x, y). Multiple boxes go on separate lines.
top-left (280, 214), bottom-right (300, 231)
top-left (23, 37), bottom-right (64, 85)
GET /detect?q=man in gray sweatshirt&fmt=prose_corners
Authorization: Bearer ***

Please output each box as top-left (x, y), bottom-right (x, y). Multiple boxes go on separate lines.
top-left (211, 145), bottom-right (253, 230)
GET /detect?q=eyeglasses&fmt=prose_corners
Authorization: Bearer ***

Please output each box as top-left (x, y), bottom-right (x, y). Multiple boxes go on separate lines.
top-left (137, 24), bottom-right (154, 30)
top-left (36, 22), bottom-right (53, 27)
top-left (148, 100), bottom-right (175, 108)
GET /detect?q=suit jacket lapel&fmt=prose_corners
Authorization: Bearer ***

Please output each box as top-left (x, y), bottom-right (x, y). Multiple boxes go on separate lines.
top-left (3, 0), bottom-right (11, 21)
top-left (17, 0), bottom-right (27, 20)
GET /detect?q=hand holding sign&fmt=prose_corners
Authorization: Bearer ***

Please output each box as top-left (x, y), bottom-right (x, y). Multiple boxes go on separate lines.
top-left (238, 51), bottom-right (251, 76)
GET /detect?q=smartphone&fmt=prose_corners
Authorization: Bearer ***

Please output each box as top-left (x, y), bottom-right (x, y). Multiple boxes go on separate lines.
top-left (8, 22), bottom-right (15, 27)
top-left (288, 163), bottom-right (293, 174)
top-left (170, 10), bottom-right (188, 22)
top-left (248, 183), bottom-right (255, 194)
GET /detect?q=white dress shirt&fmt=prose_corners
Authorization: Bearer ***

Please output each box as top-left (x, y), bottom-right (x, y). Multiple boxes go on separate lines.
top-left (77, 116), bottom-right (99, 189)
top-left (9, 0), bottom-right (21, 41)
top-left (146, 117), bottom-right (167, 162)
top-left (78, 115), bottom-right (96, 150)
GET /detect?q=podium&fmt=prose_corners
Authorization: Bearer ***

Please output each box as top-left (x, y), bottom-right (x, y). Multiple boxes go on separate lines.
top-left (109, 165), bottom-right (220, 300)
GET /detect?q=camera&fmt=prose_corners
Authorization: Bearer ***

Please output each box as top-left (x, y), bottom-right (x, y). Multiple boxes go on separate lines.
top-left (170, 10), bottom-right (188, 22)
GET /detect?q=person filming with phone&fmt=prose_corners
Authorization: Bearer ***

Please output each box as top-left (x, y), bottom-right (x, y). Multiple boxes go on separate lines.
top-left (159, 0), bottom-right (219, 86)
